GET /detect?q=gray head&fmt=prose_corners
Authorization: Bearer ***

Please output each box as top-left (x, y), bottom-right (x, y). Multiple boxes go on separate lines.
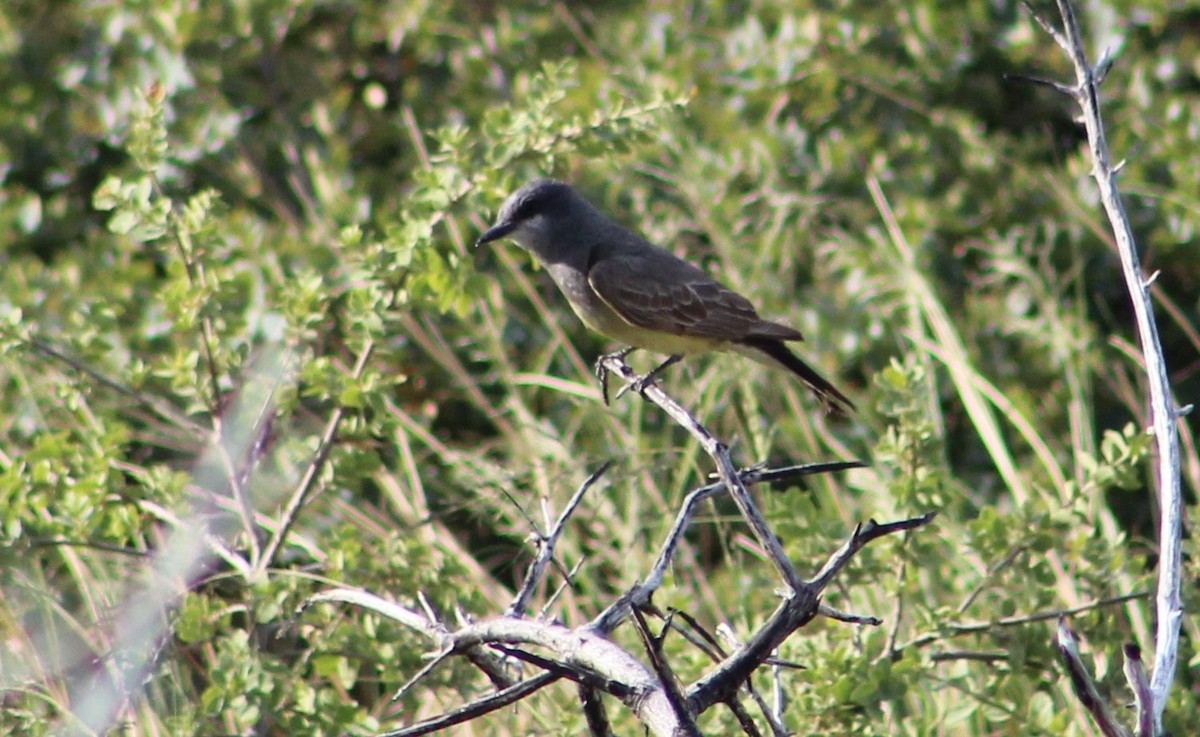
top-left (476, 178), bottom-right (601, 261)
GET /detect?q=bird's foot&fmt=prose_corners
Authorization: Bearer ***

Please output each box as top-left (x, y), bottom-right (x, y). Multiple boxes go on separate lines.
top-left (594, 348), bottom-right (636, 406)
top-left (613, 353), bottom-right (683, 402)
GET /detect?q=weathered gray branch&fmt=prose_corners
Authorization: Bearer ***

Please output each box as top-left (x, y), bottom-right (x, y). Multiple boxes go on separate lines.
top-left (313, 362), bottom-right (930, 735)
top-left (1022, 2), bottom-right (1184, 733)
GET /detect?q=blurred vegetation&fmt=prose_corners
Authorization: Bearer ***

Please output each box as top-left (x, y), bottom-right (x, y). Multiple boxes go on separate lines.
top-left (0, 0), bottom-right (1196, 735)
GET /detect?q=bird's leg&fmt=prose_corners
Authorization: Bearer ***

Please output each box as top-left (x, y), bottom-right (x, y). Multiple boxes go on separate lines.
top-left (615, 353), bottom-right (684, 401)
top-left (595, 347), bottom-right (636, 406)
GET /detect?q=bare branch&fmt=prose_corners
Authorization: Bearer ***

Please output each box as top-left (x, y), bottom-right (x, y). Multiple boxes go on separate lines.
top-left (1123, 644), bottom-right (1153, 737)
top-left (664, 607), bottom-right (728, 663)
top-left (340, 356), bottom-right (916, 734)
top-left (509, 461), bottom-right (612, 616)
top-left (596, 353), bottom-right (808, 591)
top-left (306, 588), bottom-right (444, 635)
top-left (578, 682), bottom-right (613, 737)
top-left (322, 493), bottom-right (927, 734)
top-left (769, 657), bottom-right (788, 737)
top-left (929, 650), bottom-right (1009, 664)
top-left (540, 555), bottom-right (588, 618)
top-left (809, 515), bottom-right (936, 592)
top-left (492, 645), bottom-right (638, 698)
top-left (380, 673), bottom-right (560, 737)
top-left (26, 336), bottom-right (208, 438)
top-left (391, 649), bottom-right (453, 703)
top-left (687, 512), bottom-right (933, 712)
top-left (592, 459), bottom-right (864, 633)
top-left (1023, 2), bottom-right (1184, 731)
top-left (1021, 0), bottom-right (1068, 50)
top-left (818, 603), bottom-right (882, 627)
top-left (898, 591), bottom-right (1150, 652)
top-left (255, 335), bottom-right (376, 575)
top-left (725, 696), bottom-right (767, 737)
top-left (633, 608), bottom-right (701, 737)
top-left (716, 626), bottom-right (790, 737)
top-left (1055, 618), bottom-right (1131, 737)
top-left (452, 618), bottom-right (680, 735)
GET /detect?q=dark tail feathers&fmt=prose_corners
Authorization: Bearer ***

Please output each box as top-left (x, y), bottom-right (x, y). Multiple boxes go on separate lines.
top-left (739, 337), bottom-right (855, 415)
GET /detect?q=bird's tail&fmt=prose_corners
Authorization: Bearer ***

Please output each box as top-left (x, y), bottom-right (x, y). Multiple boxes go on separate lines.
top-left (735, 337), bottom-right (855, 415)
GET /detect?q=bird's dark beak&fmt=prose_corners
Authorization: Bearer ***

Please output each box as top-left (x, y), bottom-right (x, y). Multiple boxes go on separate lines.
top-left (476, 220), bottom-right (515, 247)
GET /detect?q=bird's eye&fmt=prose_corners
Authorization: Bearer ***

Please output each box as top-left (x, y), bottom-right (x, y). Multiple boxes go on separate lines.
top-left (507, 182), bottom-right (569, 224)
top-left (512, 199), bottom-right (539, 222)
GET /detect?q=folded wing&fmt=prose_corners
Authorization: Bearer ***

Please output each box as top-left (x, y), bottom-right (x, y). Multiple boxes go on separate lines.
top-left (586, 251), bottom-right (802, 342)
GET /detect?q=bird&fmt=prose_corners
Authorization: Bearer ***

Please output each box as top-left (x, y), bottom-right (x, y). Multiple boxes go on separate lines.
top-left (476, 178), bottom-right (853, 414)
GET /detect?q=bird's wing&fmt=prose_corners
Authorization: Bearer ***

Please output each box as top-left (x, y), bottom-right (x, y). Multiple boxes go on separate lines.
top-left (586, 250), bottom-right (802, 342)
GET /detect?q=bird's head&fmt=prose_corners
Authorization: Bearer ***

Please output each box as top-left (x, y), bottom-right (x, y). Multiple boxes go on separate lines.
top-left (476, 178), bottom-right (579, 258)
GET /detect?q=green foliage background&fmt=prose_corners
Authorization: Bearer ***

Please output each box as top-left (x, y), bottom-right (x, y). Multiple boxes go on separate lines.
top-left (0, 0), bottom-right (1197, 735)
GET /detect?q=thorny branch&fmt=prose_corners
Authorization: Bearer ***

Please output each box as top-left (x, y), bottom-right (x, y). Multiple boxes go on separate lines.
top-left (1021, 2), bottom-right (1184, 734)
top-left (317, 357), bottom-right (933, 735)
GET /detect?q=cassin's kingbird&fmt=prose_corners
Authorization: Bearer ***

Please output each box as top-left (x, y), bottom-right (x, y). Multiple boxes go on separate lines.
top-left (477, 178), bottom-right (853, 413)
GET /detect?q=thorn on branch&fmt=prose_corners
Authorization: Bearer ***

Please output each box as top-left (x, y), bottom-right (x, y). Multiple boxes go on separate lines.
top-left (1004, 72), bottom-right (1077, 97)
top-left (392, 648), bottom-right (454, 703)
top-left (1143, 270), bottom-right (1160, 288)
top-left (418, 591), bottom-right (440, 626)
top-left (1095, 48), bottom-right (1115, 84)
top-left (760, 460), bottom-right (869, 489)
top-left (818, 603), bottom-right (882, 627)
top-left (1020, 0), bottom-right (1068, 50)
top-left (540, 556), bottom-right (587, 618)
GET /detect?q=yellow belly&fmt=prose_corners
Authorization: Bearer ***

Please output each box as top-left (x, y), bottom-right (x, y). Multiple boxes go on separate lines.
top-left (570, 300), bottom-right (723, 355)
